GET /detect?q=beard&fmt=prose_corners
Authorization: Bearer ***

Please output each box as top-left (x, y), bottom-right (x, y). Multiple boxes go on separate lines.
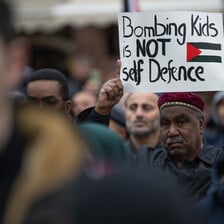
top-left (126, 119), bottom-right (159, 138)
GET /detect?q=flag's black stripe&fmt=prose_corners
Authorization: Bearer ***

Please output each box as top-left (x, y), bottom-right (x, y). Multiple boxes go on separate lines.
top-left (189, 42), bottom-right (221, 50)
top-left (190, 55), bottom-right (221, 63)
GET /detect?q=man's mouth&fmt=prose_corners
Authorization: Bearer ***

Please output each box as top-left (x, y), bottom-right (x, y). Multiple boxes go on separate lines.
top-left (135, 123), bottom-right (145, 127)
top-left (134, 121), bottom-right (147, 126)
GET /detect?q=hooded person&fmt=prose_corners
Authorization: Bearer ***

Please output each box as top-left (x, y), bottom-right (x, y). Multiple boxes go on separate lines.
top-left (204, 91), bottom-right (224, 147)
top-left (23, 168), bottom-right (198, 224)
top-left (78, 122), bottom-right (129, 177)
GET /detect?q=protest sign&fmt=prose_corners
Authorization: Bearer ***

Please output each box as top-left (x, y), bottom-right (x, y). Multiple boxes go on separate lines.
top-left (118, 11), bottom-right (224, 92)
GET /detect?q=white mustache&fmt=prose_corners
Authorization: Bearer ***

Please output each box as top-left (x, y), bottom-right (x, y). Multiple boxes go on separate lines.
top-left (165, 136), bottom-right (186, 147)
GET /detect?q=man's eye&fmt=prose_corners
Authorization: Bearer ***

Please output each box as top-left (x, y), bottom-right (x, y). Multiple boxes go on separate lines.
top-left (44, 99), bottom-right (57, 105)
top-left (177, 119), bottom-right (185, 125)
top-left (143, 105), bottom-right (153, 111)
top-left (28, 98), bottom-right (37, 103)
top-left (129, 105), bottom-right (137, 111)
top-left (160, 121), bottom-right (169, 127)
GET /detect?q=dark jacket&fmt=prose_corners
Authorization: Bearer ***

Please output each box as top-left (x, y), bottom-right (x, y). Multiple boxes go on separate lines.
top-left (76, 107), bottom-right (110, 126)
top-left (133, 143), bottom-right (224, 203)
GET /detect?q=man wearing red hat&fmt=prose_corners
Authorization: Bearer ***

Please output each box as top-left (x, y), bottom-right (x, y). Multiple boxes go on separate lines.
top-left (141, 92), bottom-right (224, 202)
top-left (158, 92), bottom-right (205, 168)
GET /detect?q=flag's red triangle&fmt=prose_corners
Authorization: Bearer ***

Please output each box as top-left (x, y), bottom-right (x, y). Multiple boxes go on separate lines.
top-left (186, 43), bottom-right (202, 61)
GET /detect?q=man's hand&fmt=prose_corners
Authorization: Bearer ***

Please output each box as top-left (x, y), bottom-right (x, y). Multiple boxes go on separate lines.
top-left (95, 60), bottom-right (123, 115)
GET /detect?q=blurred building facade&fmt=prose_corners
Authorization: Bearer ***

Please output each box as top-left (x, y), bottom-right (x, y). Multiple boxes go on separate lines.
top-left (10, 0), bottom-right (224, 82)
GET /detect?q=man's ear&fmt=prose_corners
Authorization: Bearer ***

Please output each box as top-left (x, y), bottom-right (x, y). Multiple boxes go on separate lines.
top-left (65, 100), bottom-right (72, 114)
top-left (5, 38), bottom-right (28, 91)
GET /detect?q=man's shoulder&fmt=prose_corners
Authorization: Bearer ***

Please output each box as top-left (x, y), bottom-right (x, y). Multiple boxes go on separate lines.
top-left (200, 143), bottom-right (224, 165)
top-left (132, 146), bottom-right (166, 167)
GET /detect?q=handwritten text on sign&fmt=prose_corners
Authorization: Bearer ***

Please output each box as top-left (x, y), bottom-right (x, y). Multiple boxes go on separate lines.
top-left (118, 12), bottom-right (224, 92)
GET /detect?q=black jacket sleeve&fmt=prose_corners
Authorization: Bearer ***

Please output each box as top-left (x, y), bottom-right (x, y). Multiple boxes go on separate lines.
top-left (76, 107), bottom-right (110, 126)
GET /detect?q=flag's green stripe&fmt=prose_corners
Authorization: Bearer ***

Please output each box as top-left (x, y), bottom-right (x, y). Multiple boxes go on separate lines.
top-left (189, 42), bottom-right (221, 50)
top-left (190, 55), bottom-right (221, 63)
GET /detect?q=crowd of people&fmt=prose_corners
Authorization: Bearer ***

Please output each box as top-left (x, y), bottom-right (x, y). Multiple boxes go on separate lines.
top-left (0, 0), bottom-right (224, 224)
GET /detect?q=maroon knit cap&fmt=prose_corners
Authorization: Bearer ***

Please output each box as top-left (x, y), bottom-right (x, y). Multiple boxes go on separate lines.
top-left (158, 92), bottom-right (204, 112)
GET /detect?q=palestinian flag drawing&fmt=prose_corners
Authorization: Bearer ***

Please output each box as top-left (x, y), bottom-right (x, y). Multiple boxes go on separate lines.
top-left (186, 42), bottom-right (222, 63)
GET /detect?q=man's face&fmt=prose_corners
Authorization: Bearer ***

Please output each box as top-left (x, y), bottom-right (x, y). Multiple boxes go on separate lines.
top-left (160, 106), bottom-right (204, 162)
top-left (125, 93), bottom-right (160, 137)
top-left (27, 80), bottom-right (67, 111)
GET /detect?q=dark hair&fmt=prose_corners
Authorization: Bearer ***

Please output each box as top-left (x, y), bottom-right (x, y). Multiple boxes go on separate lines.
top-left (27, 68), bottom-right (69, 100)
top-left (0, 0), bottom-right (15, 44)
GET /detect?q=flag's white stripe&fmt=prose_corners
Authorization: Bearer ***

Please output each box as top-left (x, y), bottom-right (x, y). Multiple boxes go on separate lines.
top-left (199, 49), bottom-right (222, 56)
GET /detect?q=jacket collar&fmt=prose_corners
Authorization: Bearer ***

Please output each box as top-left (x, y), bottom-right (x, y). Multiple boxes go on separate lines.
top-left (197, 143), bottom-right (220, 165)
top-left (153, 142), bottom-right (220, 167)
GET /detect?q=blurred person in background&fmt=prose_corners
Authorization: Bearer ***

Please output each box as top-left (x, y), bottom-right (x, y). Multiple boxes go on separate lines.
top-left (82, 78), bottom-right (101, 96)
top-left (15, 123), bottom-right (129, 224)
top-left (6, 122), bottom-right (129, 224)
top-left (67, 55), bottom-right (93, 97)
top-left (0, 1), bottom-right (87, 224)
top-left (78, 122), bottom-right (129, 177)
top-left (124, 92), bottom-right (161, 153)
top-left (71, 90), bottom-right (97, 119)
top-left (204, 91), bottom-right (224, 147)
top-left (26, 68), bottom-right (72, 116)
top-left (109, 103), bottom-right (128, 140)
top-left (23, 168), bottom-right (198, 224)
top-left (8, 90), bottom-right (27, 104)
top-left (72, 168), bottom-right (198, 224)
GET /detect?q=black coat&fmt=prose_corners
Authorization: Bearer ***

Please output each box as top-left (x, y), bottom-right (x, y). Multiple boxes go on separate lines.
top-left (76, 107), bottom-right (110, 126)
top-left (132, 143), bottom-right (224, 203)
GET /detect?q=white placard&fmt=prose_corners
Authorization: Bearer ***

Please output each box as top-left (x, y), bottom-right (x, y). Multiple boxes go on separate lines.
top-left (118, 11), bottom-right (224, 93)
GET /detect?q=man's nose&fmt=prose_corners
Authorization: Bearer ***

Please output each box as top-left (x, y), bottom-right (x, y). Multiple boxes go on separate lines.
top-left (135, 107), bottom-right (144, 117)
top-left (37, 101), bottom-right (45, 109)
top-left (168, 124), bottom-right (179, 137)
